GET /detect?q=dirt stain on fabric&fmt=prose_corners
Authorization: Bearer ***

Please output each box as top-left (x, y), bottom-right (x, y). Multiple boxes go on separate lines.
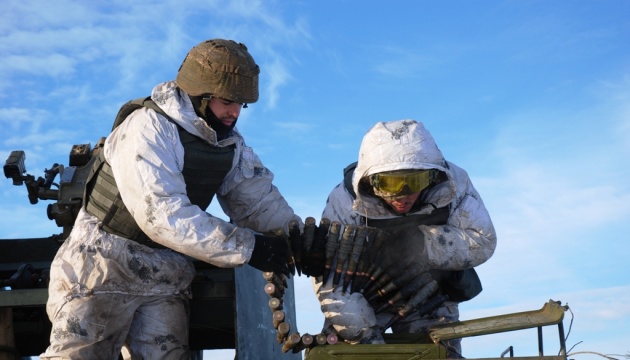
top-left (53, 316), bottom-right (88, 339)
top-left (127, 257), bottom-right (152, 283)
top-left (154, 334), bottom-right (179, 351)
top-left (389, 121), bottom-right (413, 140)
top-left (144, 195), bottom-right (156, 224)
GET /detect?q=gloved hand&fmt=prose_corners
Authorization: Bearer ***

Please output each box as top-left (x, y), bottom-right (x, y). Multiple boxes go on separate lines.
top-left (318, 288), bottom-right (379, 343)
top-left (249, 234), bottom-right (292, 276)
top-left (439, 268), bottom-right (482, 302)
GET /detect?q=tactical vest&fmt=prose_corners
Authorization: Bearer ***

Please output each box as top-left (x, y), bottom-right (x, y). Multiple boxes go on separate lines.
top-left (84, 97), bottom-right (235, 248)
top-left (342, 162), bottom-right (481, 302)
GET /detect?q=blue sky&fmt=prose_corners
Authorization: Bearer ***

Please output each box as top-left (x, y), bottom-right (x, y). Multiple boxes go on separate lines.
top-left (1, 1), bottom-right (629, 359)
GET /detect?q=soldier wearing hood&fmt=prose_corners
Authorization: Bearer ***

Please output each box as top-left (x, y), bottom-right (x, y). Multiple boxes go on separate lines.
top-left (41, 39), bottom-right (301, 359)
top-left (314, 119), bottom-right (497, 357)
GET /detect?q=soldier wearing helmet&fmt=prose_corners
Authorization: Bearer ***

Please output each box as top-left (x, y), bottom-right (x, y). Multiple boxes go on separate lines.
top-left (41, 39), bottom-right (301, 359)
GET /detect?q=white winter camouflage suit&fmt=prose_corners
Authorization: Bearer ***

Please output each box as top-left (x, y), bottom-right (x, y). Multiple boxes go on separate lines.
top-left (41, 81), bottom-right (300, 359)
top-left (315, 119), bottom-right (496, 357)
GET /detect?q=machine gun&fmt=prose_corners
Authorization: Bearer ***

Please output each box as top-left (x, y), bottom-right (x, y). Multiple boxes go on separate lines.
top-left (3, 138), bottom-right (105, 240)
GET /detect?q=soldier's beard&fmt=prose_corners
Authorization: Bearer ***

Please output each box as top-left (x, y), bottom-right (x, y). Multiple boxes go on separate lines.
top-left (205, 109), bottom-right (237, 140)
top-left (189, 96), bottom-right (237, 140)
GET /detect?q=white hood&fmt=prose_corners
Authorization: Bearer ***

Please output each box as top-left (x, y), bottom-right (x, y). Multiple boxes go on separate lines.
top-left (352, 119), bottom-right (455, 217)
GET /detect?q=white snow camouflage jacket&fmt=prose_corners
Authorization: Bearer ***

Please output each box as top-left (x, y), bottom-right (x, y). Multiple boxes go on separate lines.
top-left (315, 119), bottom-right (496, 342)
top-left (47, 81), bottom-right (301, 308)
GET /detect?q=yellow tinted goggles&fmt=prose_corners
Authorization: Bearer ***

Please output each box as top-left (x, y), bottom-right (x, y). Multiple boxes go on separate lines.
top-left (371, 170), bottom-right (433, 195)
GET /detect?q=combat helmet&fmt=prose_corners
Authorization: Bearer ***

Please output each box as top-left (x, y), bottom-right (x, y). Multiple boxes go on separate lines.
top-left (176, 39), bottom-right (260, 104)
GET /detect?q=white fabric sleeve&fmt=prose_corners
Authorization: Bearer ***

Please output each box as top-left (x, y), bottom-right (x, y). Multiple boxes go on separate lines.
top-left (105, 108), bottom-right (256, 267)
top-left (420, 165), bottom-right (497, 270)
top-left (217, 144), bottom-right (301, 233)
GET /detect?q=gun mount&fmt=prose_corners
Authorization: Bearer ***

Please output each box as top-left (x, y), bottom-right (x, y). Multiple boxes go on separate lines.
top-left (3, 140), bottom-right (104, 240)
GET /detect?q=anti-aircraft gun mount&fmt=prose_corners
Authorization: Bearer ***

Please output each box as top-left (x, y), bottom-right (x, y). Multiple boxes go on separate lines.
top-left (1, 144), bottom-right (300, 359)
top-left (3, 140), bottom-right (103, 241)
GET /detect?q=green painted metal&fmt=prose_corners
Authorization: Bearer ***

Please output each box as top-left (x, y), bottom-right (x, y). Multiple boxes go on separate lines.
top-left (304, 301), bottom-right (569, 360)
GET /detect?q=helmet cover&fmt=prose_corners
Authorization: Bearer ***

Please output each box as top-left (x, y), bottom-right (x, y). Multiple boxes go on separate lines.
top-left (176, 39), bottom-right (260, 103)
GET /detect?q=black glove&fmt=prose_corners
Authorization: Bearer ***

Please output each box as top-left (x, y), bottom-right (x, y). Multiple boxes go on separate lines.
top-left (249, 234), bottom-right (292, 276)
top-left (439, 268), bottom-right (482, 302)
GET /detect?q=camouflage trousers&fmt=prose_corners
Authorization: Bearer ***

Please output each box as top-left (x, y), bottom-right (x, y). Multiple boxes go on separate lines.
top-left (40, 292), bottom-right (191, 360)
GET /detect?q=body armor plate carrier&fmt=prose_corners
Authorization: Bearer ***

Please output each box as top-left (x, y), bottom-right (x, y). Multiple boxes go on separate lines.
top-left (84, 97), bottom-right (235, 248)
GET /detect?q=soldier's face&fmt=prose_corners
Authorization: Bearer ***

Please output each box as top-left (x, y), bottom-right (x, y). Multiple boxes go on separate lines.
top-left (208, 98), bottom-right (243, 127)
top-left (380, 192), bottom-right (421, 214)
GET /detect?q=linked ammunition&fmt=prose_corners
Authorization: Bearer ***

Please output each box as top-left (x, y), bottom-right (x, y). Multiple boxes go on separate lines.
top-left (300, 333), bottom-right (314, 349)
top-left (268, 297), bottom-right (282, 312)
top-left (383, 279), bottom-right (439, 329)
top-left (376, 272), bottom-right (432, 313)
top-left (368, 282), bottom-right (396, 303)
top-left (352, 262), bottom-right (375, 294)
top-left (282, 332), bottom-right (301, 353)
top-left (323, 221), bottom-right (341, 283)
top-left (276, 322), bottom-right (290, 343)
top-left (272, 310), bottom-right (285, 328)
top-left (342, 226), bottom-right (367, 293)
top-left (309, 218), bottom-right (330, 279)
top-left (274, 228), bottom-right (295, 276)
top-left (400, 279), bottom-right (439, 317)
top-left (368, 264), bottom-right (424, 302)
top-left (264, 282), bottom-right (282, 298)
top-left (291, 333), bottom-right (314, 353)
top-left (415, 293), bottom-right (449, 318)
top-left (288, 219), bottom-right (303, 276)
top-left (332, 224), bottom-right (355, 289)
top-left (312, 218), bottom-right (331, 253)
top-left (359, 265), bottom-right (385, 295)
top-left (351, 228), bottom-right (378, 293)
top-left (262, 271), bottom-right (287, 289)
top-left (302, 217), bottom-right (317, 252)
top-left (365, 272), bottom-right (392, 300)
top-left (315, 333), bottom-right (328, 346)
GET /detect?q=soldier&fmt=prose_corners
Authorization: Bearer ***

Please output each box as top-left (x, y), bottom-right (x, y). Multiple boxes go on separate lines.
top-left (314, 119), bottom-right (496, 358)
top-left (40, 39), bottom-right (300, 359)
